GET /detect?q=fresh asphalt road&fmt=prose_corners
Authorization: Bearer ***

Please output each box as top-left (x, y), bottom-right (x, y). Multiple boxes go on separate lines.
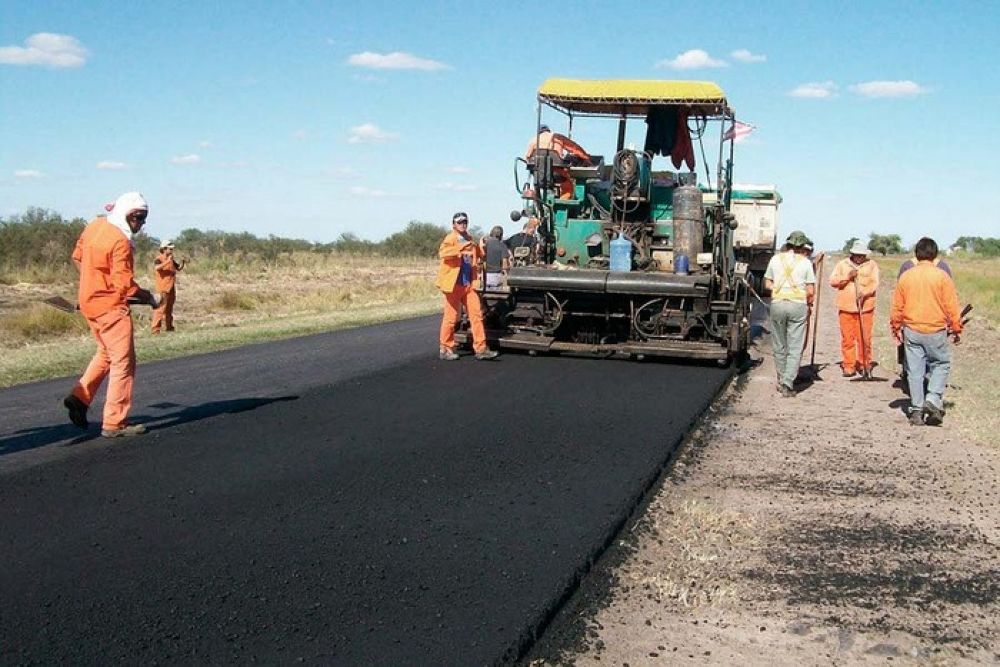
top-left (0, 316), bottom-right (730, 665)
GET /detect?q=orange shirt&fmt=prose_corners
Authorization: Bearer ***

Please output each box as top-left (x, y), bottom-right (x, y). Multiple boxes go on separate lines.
top-left (890, 261), bottom-right (963, 335)
top-left (154, 252), bottom-right (181, 292)
top-left (435, 231), bottom-right (483, 293)
top-left (525, 131), bottom-right (591, 163)
top-left (72, 217), bottom-right (141, 319)
top-left (828, 257), bottom-right (879, 313)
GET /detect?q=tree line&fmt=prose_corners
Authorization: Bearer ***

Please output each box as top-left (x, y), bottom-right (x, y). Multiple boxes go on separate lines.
top-left (840, 232), bottom-right (1000, 257)
top-left (0, 208), bottom-right (460, 282)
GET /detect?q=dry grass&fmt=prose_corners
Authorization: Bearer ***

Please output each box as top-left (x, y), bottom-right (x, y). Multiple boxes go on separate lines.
top-left (627, 499), bottom-right (758, 608)
top-left (871, 254), bottom-right (1000, 448)
top-left (0, 256), bottom-right (440, 387)
top-left (0, 302), bottom-right (89, 343)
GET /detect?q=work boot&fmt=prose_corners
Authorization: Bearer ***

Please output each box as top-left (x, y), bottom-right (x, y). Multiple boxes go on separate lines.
top-left (439, 348), bottom-right (459, 361)
top-left (101, 424), bottom-right (148, 438)
top-left (63, 394), bottom-right (89, 429)
top-left (908, 410), bottom-right (924, 426)
top-left (475, 349), bottom-right (499, 361)
top-left (922, 403), bottom-right (945, 427)
top-left (778, 384), bottom-right (795, 398)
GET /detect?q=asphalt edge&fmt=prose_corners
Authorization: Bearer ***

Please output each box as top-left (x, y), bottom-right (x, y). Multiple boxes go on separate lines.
top-left (504, 360), bottom-right (746, 666)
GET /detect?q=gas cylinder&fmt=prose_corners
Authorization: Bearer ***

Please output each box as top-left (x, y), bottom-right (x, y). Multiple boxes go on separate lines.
top-left (609, 233), bottom-right (631, 272)
top-left (672, 185), bottom-right (705, 270)
top-left (674, 253), bottom-right (690, 275)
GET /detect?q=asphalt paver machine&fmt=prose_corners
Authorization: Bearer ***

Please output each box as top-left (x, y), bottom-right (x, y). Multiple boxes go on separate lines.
top-left (460, 79), bottom-right (754, 363)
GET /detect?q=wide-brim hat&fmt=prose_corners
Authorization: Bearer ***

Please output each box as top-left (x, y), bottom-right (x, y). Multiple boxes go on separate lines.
top-left (849, 240), bottom-right (870, 256)
top-left (786, 230), bottom-right (809, 247)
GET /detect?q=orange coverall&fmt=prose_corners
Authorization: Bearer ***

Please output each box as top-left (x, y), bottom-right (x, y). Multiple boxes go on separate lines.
top-left (151, 252), bottom-right (182, 332)
top-left (828, 257), bottom-right (880, 370)
top-left (70, 217), bottom-right (143, 430)
top-left (436, 231), bottom-right (488, 354)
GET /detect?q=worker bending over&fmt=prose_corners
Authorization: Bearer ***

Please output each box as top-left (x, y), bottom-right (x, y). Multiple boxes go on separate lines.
top-left (890, 237), bottom-right (963, 426)
top-left (436, 212), bottom-right (499, 361)
top-left (151, 239), bottom-right (186, 333)
top-left (63, 192), bottom-right (159, 437)
top-left (829, 241), bottom-right (880, 376)
top-left (525, 125), bottom-right (592, 199)
top-left (764, 231), bottom-right (817, 397)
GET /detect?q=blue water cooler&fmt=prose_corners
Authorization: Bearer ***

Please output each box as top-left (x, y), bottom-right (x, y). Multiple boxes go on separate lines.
top-left (609, 234), bottom-right (631, 272)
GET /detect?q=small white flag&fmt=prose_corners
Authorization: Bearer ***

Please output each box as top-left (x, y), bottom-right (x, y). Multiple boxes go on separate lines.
top-left (724, 121), bottom-right (755, 143)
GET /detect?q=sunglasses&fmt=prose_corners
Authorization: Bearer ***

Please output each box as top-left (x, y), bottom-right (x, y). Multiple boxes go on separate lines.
top-left (454, 220), bottom-right (468, 225)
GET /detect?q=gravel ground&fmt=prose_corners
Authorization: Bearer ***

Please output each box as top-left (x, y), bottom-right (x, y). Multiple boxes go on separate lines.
top-left (527, 280), bottom-right (1000, 666)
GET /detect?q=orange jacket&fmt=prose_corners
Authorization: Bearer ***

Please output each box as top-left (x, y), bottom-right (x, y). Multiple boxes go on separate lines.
top-left (828, 257), bottom-right (879, 313)
top-left (435, 231), bottom-right (482, 293)
top-left (154, 252), bottom-right (182, 292)
top-left (72, 217), bottom-right (142, 319)
top-left (890, 261), bottom-right (963, 335)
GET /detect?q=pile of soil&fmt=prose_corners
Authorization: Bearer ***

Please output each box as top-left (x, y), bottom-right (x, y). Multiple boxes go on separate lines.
top-left (528, 282), bottom-right (999, 666)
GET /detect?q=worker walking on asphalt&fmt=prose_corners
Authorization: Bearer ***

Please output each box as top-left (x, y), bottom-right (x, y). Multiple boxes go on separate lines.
top-left (890, 237), bottom-right (963, 426)
top-left (436, 212), bottom-right (499, 361)
top-left (63, 192), bottom-right (160, 437)
top-left (151, 239), bottom-right (186, 333)
top-left (764, 230), bottom-right (817, 397)
top-left (829, 241), bottom-right (880, 376)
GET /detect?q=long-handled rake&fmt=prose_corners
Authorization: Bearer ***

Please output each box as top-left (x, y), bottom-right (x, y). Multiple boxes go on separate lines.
top-left (853, 276), bottom-right (876, 381)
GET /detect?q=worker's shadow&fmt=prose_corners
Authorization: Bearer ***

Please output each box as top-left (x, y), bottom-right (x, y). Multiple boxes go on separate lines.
top-left (0, 396), bottom-right (298, 458)
top-left (0, 425), bottom-right (99, 457)
top-left (135, 395), bottom-right (299, 432)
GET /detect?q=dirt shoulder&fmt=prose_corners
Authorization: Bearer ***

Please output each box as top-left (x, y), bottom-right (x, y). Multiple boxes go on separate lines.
top-left (527, 280), bottom-right (1000, 666)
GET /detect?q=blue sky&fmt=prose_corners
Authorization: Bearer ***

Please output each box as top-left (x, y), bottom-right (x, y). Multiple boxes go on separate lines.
top-left (2, 0), bottom-right (998, 251)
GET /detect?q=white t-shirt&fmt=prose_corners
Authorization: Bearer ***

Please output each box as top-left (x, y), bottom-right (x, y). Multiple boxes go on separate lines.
top-left (764, 250), bottom-right (816, 302)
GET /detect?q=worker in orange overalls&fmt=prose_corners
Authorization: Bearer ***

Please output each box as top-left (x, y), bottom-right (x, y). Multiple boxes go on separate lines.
top-left (151, 239), bottom-right (186, 333)
top-left (63, 192), bottom-right (159, 437)
top-left (525, 125), bottom-right (592, 199)
top-left (828, 240), bottom-right (880, 376)
top-left (891, 237), bottom-right (963, 427)
top-left (436, 212), bottom-right (498, 361)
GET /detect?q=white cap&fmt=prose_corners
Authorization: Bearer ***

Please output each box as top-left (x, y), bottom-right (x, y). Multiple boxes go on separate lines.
top-left (849, 240), bottom-right (870, 256)
top-left (160, 239), bottom-right (175, 249)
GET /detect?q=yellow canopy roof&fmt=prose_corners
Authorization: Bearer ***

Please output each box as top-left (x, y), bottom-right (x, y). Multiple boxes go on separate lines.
top-left (538, 79), bottom-right (729, 116)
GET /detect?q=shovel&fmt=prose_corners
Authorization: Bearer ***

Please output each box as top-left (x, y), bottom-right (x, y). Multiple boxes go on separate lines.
top-left (43, 295), bottom-right (150, 313)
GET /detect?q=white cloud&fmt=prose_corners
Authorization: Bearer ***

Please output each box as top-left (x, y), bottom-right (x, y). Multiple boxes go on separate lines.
top-left (655, 49), bottom-right (727, 70)
top-left (349, 185), bottom-right (388, 197)
top-left (788, 81), bottom-right (837, 98)
top-left (446, 166), bottom-right (471, 174)
top-left (0, 33), bottom-right (88, 68)
top-left (731, 48), bottom-right (766, 63)
top-left (333, 166), bottom-right (359, 177)
top-left (170, 154), bottom-right (202, 165)
top-left (14, 169), bottom-right (45, 179)
top-left (435, 182), bottom-right (478, 192)
top-left (347, 123), bottom-right (398, 144)
top-left (849, 80), bottom-right (928, 98)
top-left (199, 140), bottom-right (214, 149)
top-left (96, 161), bottom-right (127, 170)
top-left (347, 51), bottom-right (448, 71)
